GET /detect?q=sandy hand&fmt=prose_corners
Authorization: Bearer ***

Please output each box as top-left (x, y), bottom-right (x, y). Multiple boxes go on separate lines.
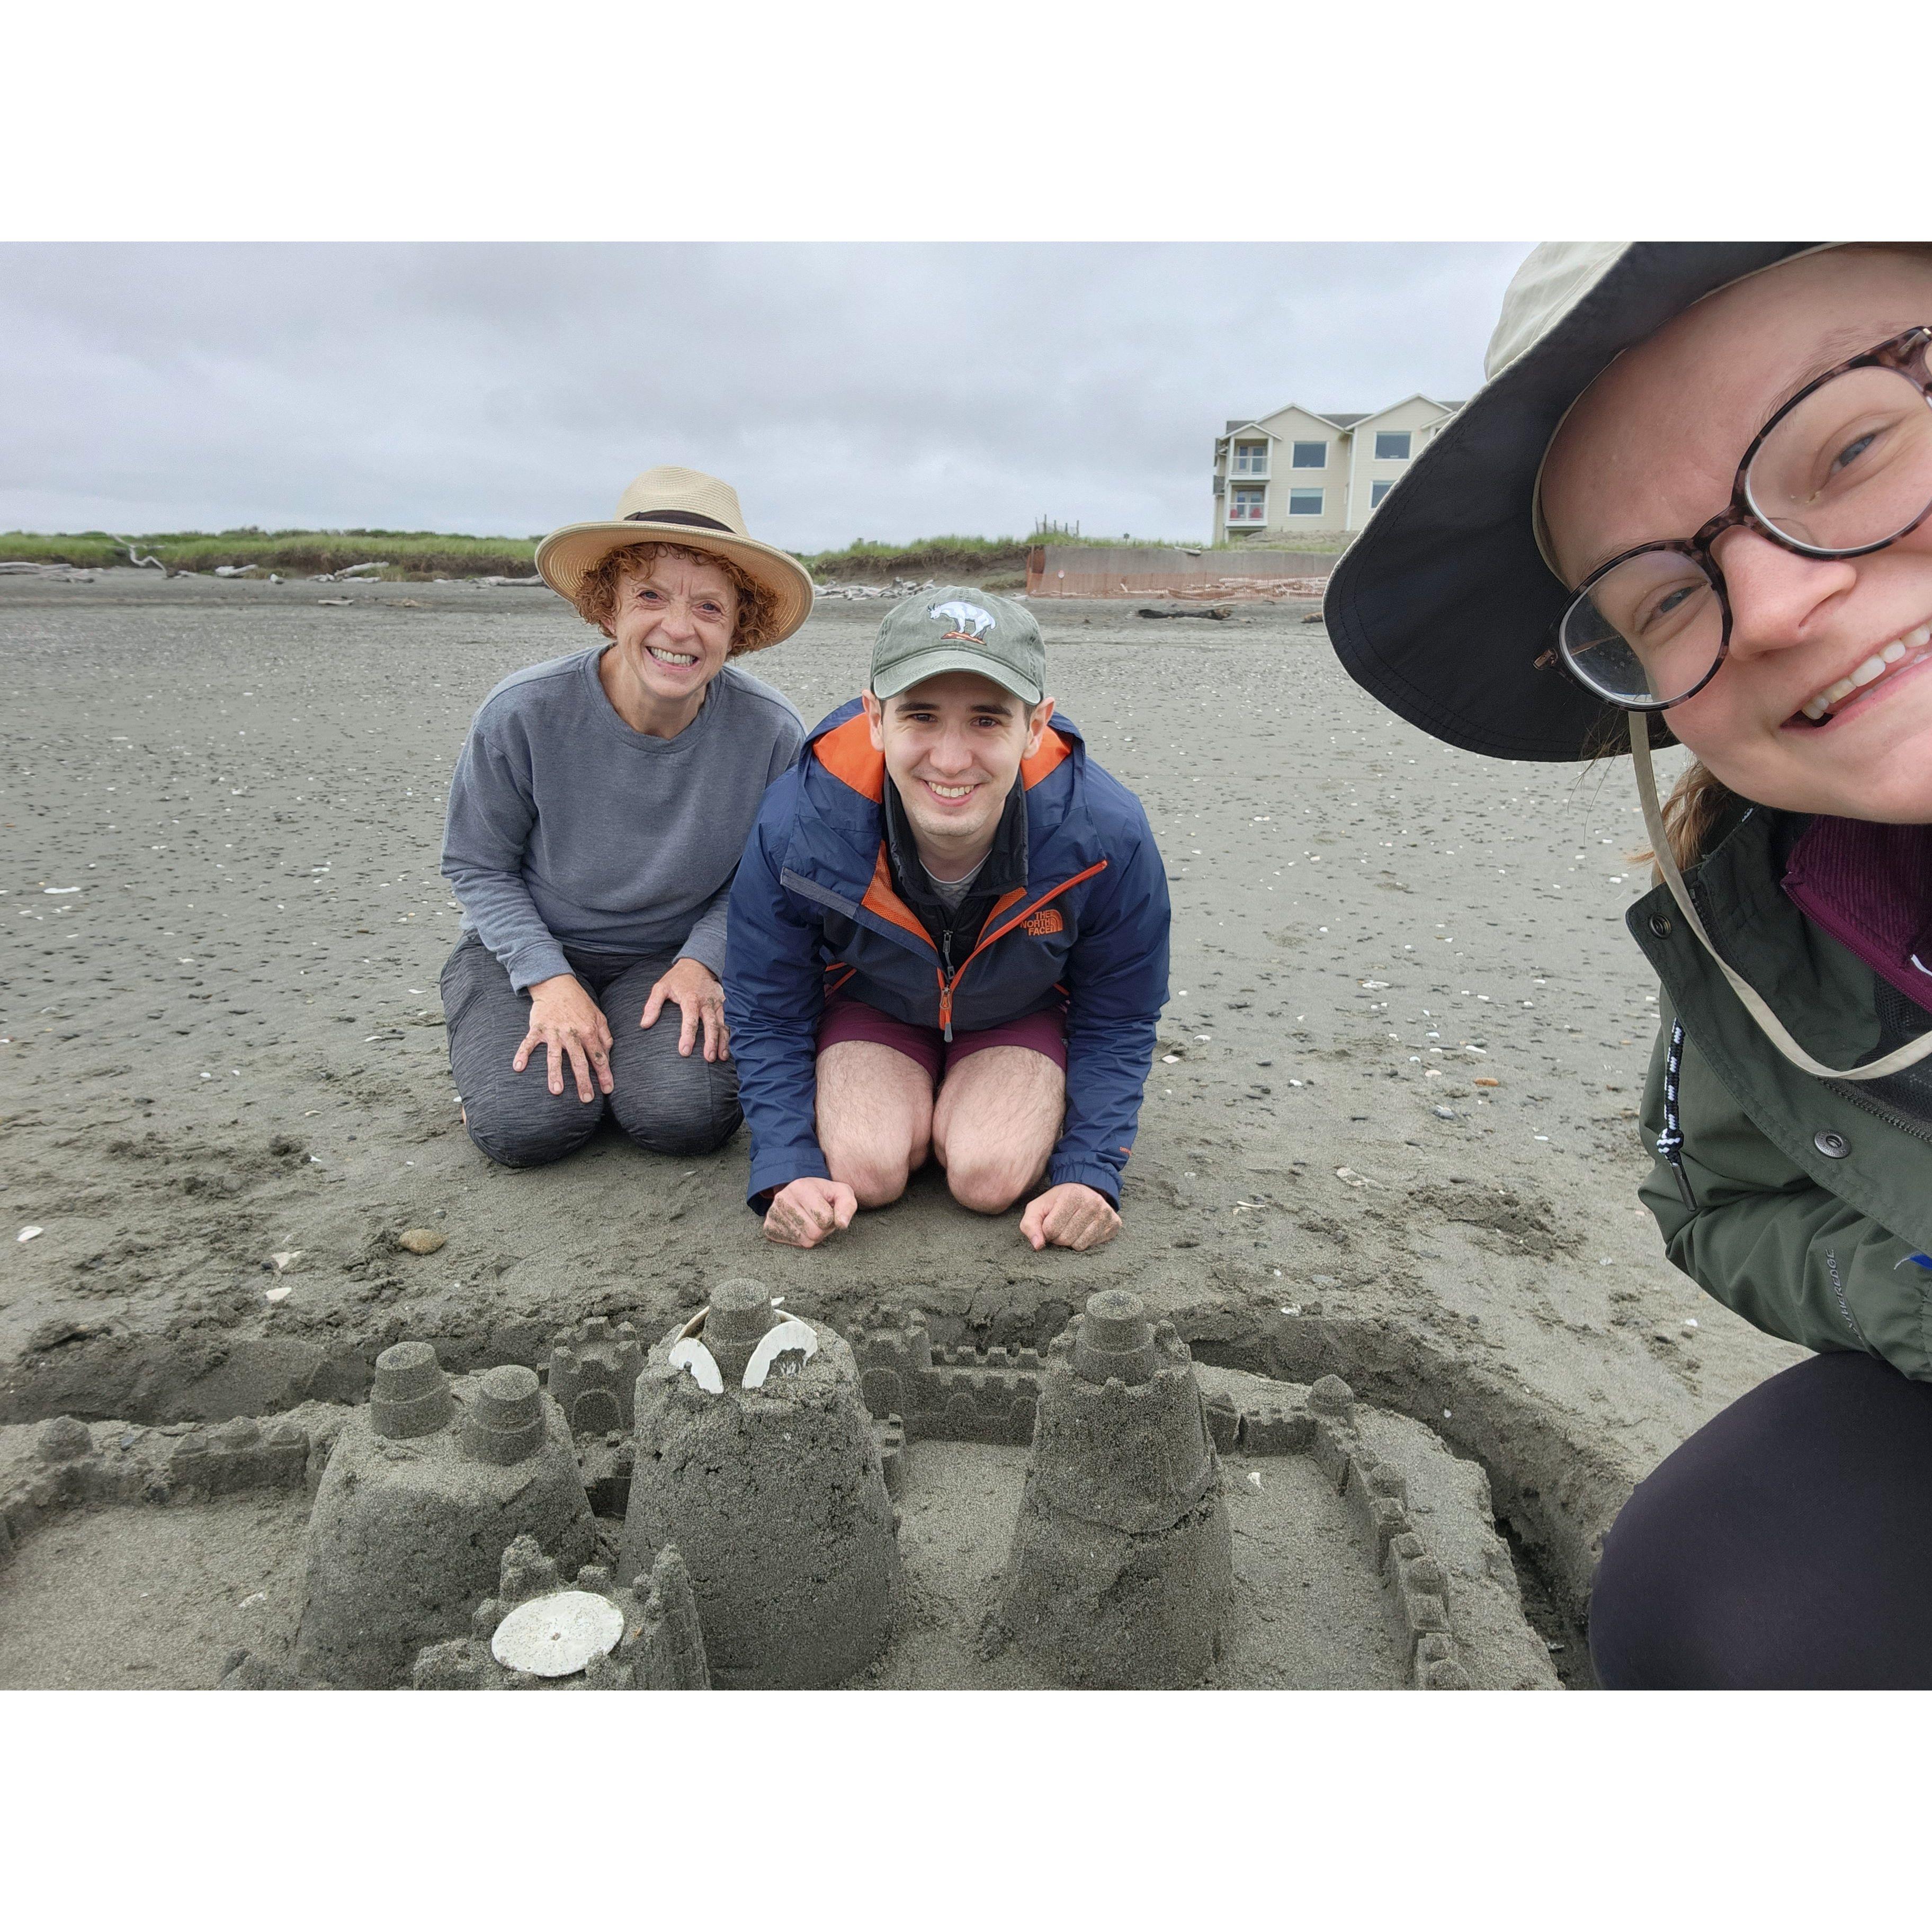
top-left (1021, 1183), bottom-right (1121, 1253)
top-left (763, 1177), bottom-right (858, 1249)
top-left (640, 956), bottom-right (730, 1061)
top-left (513, 973), bottom-right (614, 1102)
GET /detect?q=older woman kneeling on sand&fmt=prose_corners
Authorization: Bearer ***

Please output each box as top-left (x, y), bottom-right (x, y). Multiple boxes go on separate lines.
top-left (440, 466), bottom-right (812, 1167)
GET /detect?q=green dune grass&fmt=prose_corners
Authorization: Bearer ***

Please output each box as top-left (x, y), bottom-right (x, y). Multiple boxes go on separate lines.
top-left (0, 528), bottom-right (541, 578)
top-left (1, 523), bottom-right (1292, 584)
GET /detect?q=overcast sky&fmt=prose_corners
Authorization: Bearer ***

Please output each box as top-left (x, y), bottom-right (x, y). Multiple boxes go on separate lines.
top-left (0, 243), bottom-right (1526, 551)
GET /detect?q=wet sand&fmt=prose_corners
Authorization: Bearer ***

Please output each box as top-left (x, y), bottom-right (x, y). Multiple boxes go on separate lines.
top-left (0, 571), bottom-right (1804, 1636)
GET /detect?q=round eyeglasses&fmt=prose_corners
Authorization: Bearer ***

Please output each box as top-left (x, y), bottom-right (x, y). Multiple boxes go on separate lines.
top-left (1551, 325), bottom-right (1932, 711)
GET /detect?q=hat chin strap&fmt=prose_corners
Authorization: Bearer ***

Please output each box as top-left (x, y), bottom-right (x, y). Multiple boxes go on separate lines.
top-left (1630, 713), bottom-right (1932, 1081)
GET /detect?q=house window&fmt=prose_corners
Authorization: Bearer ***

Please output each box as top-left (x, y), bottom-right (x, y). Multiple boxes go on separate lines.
top-left (1287, 488), bottom-right (1323, 516)
top-left (1232, 442), bottom-right (1268, 475)
top-left (1370, 480), bottom-right (1393, 508)
top-left (1374, 431), bottom-right (1412, 461)
top-left (1228, 486), bottom-right (1266, 522)
top-left (1291, 441), bottom-right (1327, 469)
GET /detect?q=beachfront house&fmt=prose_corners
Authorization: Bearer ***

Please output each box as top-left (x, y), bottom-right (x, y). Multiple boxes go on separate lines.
top-left (1210, 395), bottom-right (1462, 543)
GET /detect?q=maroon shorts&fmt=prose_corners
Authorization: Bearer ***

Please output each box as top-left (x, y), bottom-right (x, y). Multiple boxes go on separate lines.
top-left (816, 989), bottom-right (1067, 1085)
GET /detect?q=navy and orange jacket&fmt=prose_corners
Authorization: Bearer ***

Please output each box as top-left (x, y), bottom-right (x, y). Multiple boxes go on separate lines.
top-left (724, 699), bottom-right (1171, 1209)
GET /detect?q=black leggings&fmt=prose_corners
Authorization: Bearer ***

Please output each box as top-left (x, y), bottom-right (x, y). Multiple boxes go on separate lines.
top-left (1590, 1349), bottom-right (1932, 1688)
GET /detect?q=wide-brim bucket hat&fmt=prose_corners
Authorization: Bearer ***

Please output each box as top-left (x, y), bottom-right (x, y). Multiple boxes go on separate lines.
top-left (1326, 239), bottom-right (1932, 1089)
top-left (536, 464), bottom-right (816, 649)
top-left (1323, 243), bottom-right (1827, 763)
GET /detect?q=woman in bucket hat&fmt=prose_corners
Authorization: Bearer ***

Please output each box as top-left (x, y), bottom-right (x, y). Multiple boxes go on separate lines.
top-left (439, 466), bottom-right (813, 1169)
top-left (1327, 244), bottom-right (1932, 1687)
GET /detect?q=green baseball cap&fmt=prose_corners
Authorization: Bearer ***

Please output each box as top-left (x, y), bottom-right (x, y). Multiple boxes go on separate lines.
top-left (870, 585), bottom-right (1045, 706)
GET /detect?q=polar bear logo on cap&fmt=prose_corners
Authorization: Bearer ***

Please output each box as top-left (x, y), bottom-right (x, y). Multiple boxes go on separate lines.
top-left (930, 600), bottom-right (996, 642)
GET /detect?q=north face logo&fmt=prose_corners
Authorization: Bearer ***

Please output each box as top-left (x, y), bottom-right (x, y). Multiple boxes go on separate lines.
top-left (1024, 907), bottom-right (1064, 936)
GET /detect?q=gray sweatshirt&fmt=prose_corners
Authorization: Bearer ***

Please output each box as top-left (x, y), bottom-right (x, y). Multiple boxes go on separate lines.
top-left (441, 647), bottom-right (806, 991)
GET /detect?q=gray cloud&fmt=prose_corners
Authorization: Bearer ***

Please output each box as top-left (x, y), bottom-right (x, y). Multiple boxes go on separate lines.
top-left (0, 242), bottom-right (1525, 549)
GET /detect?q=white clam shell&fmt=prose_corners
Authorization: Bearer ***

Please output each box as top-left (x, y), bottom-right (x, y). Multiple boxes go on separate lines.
top-left (667, 1336), bottom-right (724, 1394)
top-left (741, 1318), bottom-right (819, 1390)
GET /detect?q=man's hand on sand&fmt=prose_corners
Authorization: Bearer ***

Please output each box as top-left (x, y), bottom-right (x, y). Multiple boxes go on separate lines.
top-left (640, 956), bottom-right (730, 1062)
top-left (763, 1177), bottom-right (858, 1249)
top-left (1021, 1183), bottom-right (1121, 1252)
top-left (515, 974), bottom-right (614, 1101)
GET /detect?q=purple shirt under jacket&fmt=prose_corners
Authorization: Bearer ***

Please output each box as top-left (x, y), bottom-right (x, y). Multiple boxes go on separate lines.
top-left (1782, 817), bottom-right (1932, 1018)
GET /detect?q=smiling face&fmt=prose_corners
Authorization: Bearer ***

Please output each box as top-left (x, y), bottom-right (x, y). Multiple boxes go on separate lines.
top-left (603, 551), bottom-right (739, 709)
top-left (863, 671), bottom-right (1053, 871)
top-left (1541, 245), bottom-right (1932, 823)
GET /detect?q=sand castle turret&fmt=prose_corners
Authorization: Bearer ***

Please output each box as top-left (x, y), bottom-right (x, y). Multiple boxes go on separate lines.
top-left (292, 1343), bottom-right (596, 1687)
top-left (548, 1317), bottom-right (645, 1437)
top-left (994, 1290), bottom-right (1232, 1687)
top-left (619, 1277), bottom-right (901, 1688)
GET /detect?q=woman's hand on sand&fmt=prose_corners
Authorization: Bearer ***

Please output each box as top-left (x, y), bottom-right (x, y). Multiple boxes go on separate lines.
top-left (1021, 1183), bottom-right (1121, 1253)
top-left (763, 1177), bottom-right (858, 1249)
top-left (514, 973), bottom-right (615, 1101)
top-left (641, 956), bottom-right (730, 1061)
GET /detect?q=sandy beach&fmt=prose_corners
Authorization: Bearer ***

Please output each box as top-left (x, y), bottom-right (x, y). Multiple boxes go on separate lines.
top-left (0, 570), bottom-right (1805, 1669)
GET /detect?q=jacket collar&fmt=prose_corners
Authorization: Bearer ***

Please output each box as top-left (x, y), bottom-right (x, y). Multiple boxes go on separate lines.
top-left (1630, 805), bottom-right (1932, 1245)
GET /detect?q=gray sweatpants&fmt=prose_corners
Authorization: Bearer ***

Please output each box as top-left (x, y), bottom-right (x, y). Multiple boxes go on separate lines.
top-left (441, 933), bottom-right (741, 1169)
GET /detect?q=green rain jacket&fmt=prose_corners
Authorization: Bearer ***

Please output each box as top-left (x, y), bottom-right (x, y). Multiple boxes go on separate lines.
top-left (1630, 803), bottom-right (1932, 1379)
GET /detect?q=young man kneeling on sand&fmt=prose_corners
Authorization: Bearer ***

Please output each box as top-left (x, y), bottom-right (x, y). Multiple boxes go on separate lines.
top-left (724, 588), bottom-right (1170, 1251)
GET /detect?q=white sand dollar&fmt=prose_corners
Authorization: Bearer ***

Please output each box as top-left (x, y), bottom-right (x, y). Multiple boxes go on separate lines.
top-left (490, 1590), bottom-right (626, 1677)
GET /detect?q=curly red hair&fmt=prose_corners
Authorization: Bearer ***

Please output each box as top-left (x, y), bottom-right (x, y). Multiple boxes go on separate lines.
top-left (572, 541), bottom-right (780, 657)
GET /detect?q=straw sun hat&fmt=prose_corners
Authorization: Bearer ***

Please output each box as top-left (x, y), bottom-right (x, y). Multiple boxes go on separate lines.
top-left (535, 465), bottom-right (816, 649)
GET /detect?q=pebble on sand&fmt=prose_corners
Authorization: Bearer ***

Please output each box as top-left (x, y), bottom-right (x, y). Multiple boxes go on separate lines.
top-left (17, 1226), bottom-right (43, 1243)
top-left (396, 1228), bottom-right (447, 1256)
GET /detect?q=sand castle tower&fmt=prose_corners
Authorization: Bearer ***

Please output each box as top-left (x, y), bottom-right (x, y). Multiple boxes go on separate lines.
top-left (995, 1290), bottom-right (1233, 1687)
top-left (619, 1277), bottom-right (902, 1689)
top-left (293, 1343), bottom-right (596, 1688)
top-left (548, 1317), bottom-right (644, 1437)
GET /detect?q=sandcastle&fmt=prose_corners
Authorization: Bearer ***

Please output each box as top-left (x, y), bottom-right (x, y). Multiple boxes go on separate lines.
top-left (548, 1318), bottom-right (643, 1438)
top-left (0, 1283), bottom-right (1560, 1690)
top-left (292, 1343), bottom-right (597, 1688)
top-left (991, 1290), bottom-right (1232, 1687)
top-left (620, 1277), bottom-right (903, 1689)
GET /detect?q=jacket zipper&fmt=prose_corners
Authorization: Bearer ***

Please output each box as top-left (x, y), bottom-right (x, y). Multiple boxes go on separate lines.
top-left (1824, 1078), bottom-right (1932, 1149)
top-left (936, 860), bottom-right (1107, 1041)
